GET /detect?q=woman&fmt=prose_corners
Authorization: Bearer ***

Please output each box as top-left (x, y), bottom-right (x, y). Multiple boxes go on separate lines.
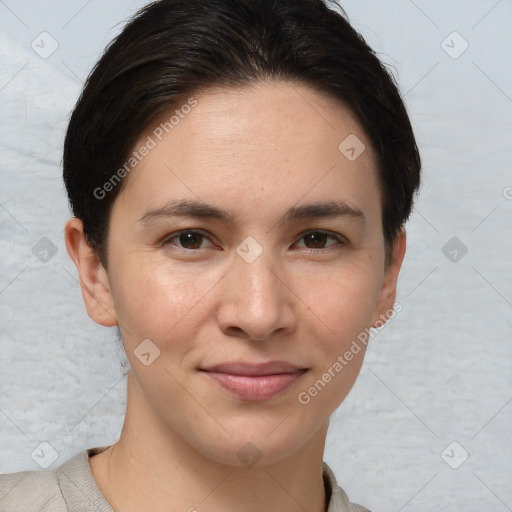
top-left (0, 0), bottom-right (420, 510)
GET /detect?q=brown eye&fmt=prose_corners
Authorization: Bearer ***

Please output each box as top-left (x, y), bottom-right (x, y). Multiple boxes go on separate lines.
top-left (178, 232), bottom-right (204, 249)
top-left (303, 232), bottom-right (328, 248)
top-left (295, 231), bottom-right (344, 250)
top-left (163, 230), bottom-right (212, 250)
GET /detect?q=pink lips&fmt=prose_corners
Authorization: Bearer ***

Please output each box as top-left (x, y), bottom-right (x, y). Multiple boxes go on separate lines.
top-left (200, 361), bottom-right (307, 401)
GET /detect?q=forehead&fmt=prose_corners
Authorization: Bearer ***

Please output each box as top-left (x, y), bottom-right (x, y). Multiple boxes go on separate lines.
top-left (174, 81), bottom-right (366, 153)
top-left (115, 80), bottom-right (381, 224)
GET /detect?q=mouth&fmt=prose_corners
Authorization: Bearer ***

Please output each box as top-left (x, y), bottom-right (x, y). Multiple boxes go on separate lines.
top-left (199, 361), bottom-right (308, 401)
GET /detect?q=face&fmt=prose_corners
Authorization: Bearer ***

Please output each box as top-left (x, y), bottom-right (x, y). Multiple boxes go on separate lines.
top-left (71, 80), bottom-right (404, 467)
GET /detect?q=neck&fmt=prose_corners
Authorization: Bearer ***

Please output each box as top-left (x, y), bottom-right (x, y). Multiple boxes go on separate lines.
top-left (90, 371), bottom-right (329, 512)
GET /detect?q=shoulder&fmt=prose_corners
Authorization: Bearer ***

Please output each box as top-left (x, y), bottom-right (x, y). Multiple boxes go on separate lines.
top-left (323, 461), bottom-right (372, 512)
top-left (350, 506), bottom-right (372, 512)
top-left (0, 460), bottom-right (67, 511)
top-left (0, 446), bottom-right (113, 512)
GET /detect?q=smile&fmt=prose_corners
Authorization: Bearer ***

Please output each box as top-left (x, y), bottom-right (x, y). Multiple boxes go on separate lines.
top-left (199, 361), bottom-right (308, 401)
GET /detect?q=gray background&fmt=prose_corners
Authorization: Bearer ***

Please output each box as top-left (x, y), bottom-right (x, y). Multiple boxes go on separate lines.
top-left (1, 1), bottom-right (511, 510)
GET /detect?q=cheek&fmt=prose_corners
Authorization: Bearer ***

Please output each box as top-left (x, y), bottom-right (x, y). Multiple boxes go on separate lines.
top-left (293, 270), bottom-right (378, 414)
top-left (110, 256), bottom-right (217, 347)
top-left (298, 263), bottom-right (382, 340)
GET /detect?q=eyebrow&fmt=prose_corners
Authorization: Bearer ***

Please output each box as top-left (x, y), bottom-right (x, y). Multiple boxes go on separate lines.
top-left (137, 199), bottom-right (366, 226)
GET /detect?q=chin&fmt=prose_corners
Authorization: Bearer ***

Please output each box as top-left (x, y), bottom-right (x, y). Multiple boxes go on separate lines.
top-left (190, 419), bottom-right (319, 469)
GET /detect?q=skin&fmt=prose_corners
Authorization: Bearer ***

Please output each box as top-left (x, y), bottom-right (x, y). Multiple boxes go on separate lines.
top-left (65, 80), bottom-right (406, 512)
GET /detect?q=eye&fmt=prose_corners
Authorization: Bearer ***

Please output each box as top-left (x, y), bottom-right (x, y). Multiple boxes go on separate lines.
top-left (161, 229), bottom-right (345, 252)
top-left (161, 230), bottom-right (215, 250)
top-left (294, 230), bottom-right (345, 250)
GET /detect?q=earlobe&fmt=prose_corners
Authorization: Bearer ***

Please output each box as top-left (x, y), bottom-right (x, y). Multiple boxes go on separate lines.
top-left (371, 228), bottom-right (407, 328)
top-left (64, 217), bottom-right (118, 327)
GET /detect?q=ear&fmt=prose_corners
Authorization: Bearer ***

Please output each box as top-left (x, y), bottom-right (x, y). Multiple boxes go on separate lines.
top-left (371, 228), bottom-right (407, 327)
top-left (64, 217), bottom-right (118, 327)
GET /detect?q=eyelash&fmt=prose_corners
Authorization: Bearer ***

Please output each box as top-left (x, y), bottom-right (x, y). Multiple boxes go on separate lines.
top-left (160, 229), bottom-right (346, 253)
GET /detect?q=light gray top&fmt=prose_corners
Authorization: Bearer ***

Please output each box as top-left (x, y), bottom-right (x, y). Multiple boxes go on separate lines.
top-left (0, 446), bottom-right (371, 511)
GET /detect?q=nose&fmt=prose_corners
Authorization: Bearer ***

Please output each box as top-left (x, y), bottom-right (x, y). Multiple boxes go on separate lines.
top-left (216, 248), bottom-right (297, 342)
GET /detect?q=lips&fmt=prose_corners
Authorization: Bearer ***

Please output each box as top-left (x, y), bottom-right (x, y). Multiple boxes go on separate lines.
top-left (200, 361), bottom-right (308, 401)
top-left (201, 361), bottom-right (306, 376)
